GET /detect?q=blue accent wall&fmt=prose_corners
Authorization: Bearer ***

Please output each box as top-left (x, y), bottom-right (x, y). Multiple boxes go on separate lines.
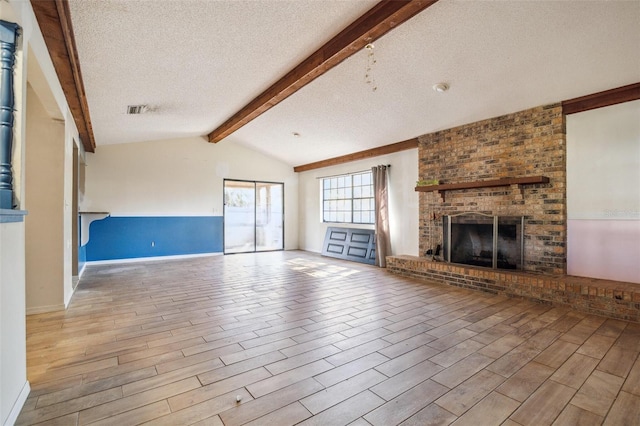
top-left (85, 216), bottom-right (223, 261)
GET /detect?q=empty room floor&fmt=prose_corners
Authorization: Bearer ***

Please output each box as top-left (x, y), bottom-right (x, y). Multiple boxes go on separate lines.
top-left (17, 251), bottom-right (640, 425)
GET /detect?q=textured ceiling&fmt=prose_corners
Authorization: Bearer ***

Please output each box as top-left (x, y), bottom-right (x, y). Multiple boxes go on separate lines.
top-left (68, 0), bottom-right (640, 167)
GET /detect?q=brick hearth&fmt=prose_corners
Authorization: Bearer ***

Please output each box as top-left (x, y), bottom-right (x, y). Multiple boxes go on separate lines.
top-left (387, 255), bottom-right (640, 322)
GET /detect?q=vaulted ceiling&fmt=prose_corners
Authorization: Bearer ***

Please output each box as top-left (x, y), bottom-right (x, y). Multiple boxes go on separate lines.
top-left (39, 0), bottom-right (640, 168)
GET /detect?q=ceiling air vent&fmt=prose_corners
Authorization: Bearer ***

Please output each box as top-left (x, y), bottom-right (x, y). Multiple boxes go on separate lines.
top-left (126, 105), bottom-right (148, 115)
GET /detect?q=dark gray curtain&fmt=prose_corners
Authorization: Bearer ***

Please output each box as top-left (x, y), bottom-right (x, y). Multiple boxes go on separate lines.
top-left (372, 165), bottom-right (390, 267)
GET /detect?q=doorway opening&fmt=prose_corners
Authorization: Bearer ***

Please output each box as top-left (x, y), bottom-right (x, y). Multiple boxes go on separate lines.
top-left (223, 179), bottom-right (284, 254)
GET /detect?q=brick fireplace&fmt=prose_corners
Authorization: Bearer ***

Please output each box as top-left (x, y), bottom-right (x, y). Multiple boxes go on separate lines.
top-left (386, 103), bottom-right (640, 322)
top-left (418, 103), bottom-right (566, 275)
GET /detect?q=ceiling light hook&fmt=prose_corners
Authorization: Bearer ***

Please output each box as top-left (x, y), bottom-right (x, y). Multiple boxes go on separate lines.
top-left (364, 43), bottom-right (378, 92)
top-left (433, 83), bottom-right (450, 93)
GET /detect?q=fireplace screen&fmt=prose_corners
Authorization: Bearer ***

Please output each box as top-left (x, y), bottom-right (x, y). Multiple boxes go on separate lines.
top-left (443, 213), bottom-right (524, 270)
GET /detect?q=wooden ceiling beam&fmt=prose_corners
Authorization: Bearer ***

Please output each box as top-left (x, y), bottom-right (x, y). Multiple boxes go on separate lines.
top-left (31, 0), bottom-right (96, 153)
top-left (293, 137), bottom-right (418, 172)
top-left (562, 82), bottom-right (640, 115)
top-left (207, 0), bottom-right (438, 143)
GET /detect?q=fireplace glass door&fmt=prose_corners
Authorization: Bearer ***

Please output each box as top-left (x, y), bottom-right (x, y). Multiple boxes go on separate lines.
top-left (443, 213), bottom-right (523, 270)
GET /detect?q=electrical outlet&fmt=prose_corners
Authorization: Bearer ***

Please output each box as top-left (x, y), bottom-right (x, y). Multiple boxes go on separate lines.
top-left (151, 241), bottom-right (155, 247)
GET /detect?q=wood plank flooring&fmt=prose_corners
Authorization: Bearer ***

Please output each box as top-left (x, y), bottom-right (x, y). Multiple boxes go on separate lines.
top-left (17, 251), bottom-right (640, 425)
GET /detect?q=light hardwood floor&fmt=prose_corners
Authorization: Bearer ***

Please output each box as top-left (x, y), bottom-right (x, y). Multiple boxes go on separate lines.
top-left (17, 251), bottom-right (640, 425)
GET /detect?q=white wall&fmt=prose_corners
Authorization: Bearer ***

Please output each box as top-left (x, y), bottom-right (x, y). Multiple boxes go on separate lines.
top-left (0, 221), bottom-right (28, 426)
top-left (567, 100), bottom-right (640, 283)
top-left (83, 137), bottom-right (299, 250)
top-left (298, 148), bottom-right (419, 256)
top-left (24, 85), bottom-right (67, 314)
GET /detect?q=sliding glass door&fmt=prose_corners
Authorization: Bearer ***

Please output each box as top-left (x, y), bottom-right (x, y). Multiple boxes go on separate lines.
top-left (224, 180), bottom-right (284, 254)
top-left (255, 182), bottom-right (284, 251)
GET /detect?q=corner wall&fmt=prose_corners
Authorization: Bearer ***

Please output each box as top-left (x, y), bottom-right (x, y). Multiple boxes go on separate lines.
top-left (82, 137), bottom-right (299, 259)
top-left (567, 100), bottom-right (640, 284)
top-left (24, 85), bottom-right (66, 313)
top-left (297, 149), bottom-right (419, 256)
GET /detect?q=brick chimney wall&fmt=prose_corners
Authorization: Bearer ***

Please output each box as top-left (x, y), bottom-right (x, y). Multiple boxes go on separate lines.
top-left (418, 104), bottom-right (566, 274)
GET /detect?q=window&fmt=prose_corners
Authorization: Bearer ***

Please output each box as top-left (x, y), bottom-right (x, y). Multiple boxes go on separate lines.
top-left (322, 171), bottom-right (374, 224)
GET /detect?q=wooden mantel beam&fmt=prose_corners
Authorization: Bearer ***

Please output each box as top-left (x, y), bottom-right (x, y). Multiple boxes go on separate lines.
top-left (207, 0), bottom-right (438, 143)
top-left (31, 0), bottom-right (96, 153)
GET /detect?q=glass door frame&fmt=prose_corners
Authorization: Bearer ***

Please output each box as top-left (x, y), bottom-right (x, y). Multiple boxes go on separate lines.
top-left (223, 179), bottom-right (284, 254)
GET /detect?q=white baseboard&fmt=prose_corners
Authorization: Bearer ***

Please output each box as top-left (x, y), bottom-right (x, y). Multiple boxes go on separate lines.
top-left (86, 252), bottom-right (222, 266)
top-left (26, 303), bottom-right (65, 315)
top-left (64, 282), bottom-right (77, 309)
top-left (4, 381), bottom-right (30, 426)
top-left (78, 263), bottom-right (86, 278)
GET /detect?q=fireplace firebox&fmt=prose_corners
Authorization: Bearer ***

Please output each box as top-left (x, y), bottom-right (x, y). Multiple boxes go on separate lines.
top-left (443, 213), bottom-right (524, 270)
